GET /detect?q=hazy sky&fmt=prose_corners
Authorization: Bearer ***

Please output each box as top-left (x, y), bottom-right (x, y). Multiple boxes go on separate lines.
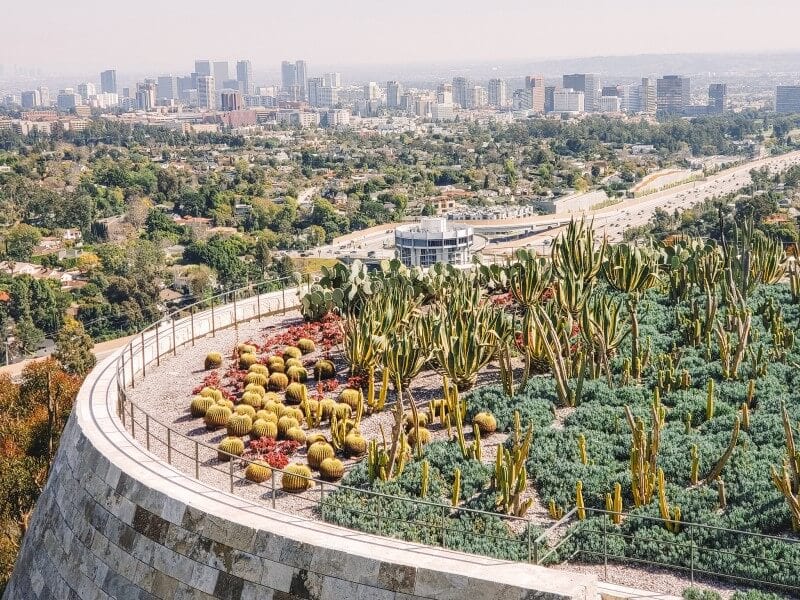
top-left (2, 0), bottom-right (800, 74)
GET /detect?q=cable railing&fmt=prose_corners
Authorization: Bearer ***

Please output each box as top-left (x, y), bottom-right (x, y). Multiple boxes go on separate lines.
top-left (109, 274), bottom-right (800, 593)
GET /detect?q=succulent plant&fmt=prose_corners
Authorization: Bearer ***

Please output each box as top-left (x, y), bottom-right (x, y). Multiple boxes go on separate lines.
top-left (278, 416), bottom-right (300, 437)
top-left (200, 387), bottom-right (224, 402)
top-left (256, 410), bottom-right (278, 423)
top-left (407, 426), bottom-right (431, 447)
top-left (344, 433), bottom-right (367, 457)
top-left (319, 398), bottom-right (336, 420)
top-left (473, 412), bottom-right (497, 435)
top-left (297, 338), bottom-right (316, 354)
top-left (286, 365), bottom-right (308, 383)
top-left (268, 372), bottom-right (290, 391)
top-left (244, 383), bottom-right (266, 396)
top-left (285, 426), bottom-right (307, 444)
top-left (333, 403), bottom-right (352, 421)
top-left (263, 391), bottom-right (282, 404)
top-left (307, 441), bottom-right (335, 469)
top-left (239, 353), bottom-right (258, 369)
top-left (285, 357), bottom-right (304, 369)
top-left (218, 437), bottom-right (245, 461)
top-left (227, 414), bottom-right (253, 437)
top-left (204, 405), bottom-right (232, 430)
top-left (253, 419), bottom-right (278, 439)
top-left (283, 346), bottom-right (303, 360)
top-left (314, 359), bottom-right (336, 380)
top-left (217, 399), bottom-right (235, 410)
top-left (204, 352), bottom-right (223, 370)
top-left (245, 373), bottom-right (268, 388)
top-left (238, 343), bottom-right (257, 355)
top-left (339, 388), bottom-right (363, 411)
top-left (190, 395), bottom-right (214, 417)
top-left (244, 460), bottom-right (272, 483)
top-left (240, 392), bottom-right (263, 409)
top-left (234, 404), bottom-right (257, 419)
top-left (285, 382), bottom-right (307, 405)
top-left (319, 458), bottom-right (345, 481)
top-left (404, 411), bottom-right (429, 431)
top-left (267, 356), bottom-right (286, 373)
top-left (306, 433), bottom-right (328, 449)
top-left (248, 364), bottom-right (268, 376)
top-left (281, 463), bottom-right (313, 492)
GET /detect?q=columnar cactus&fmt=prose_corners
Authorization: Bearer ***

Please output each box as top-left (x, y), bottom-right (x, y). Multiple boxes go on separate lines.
top-left (319, 458), bottom-right (345, 481)
top-left (190, 395), bottom-right (214, 417)
top-left (204, 405), bottom-right (232, 430)
top-left (451, 468), bottom-right (461, 507)
top-left (605, 482), bottom-right (623, 525)
top-left (218, 437), bottom-right (245, 461)
top-left (576, 480), bottom-right (586, 520)
top-left (244, 461), bottom-right (272, 483)
top-left (307, 442), bottom-right (335, 469)
top-left (657, 468), bottom-right (682, 533)
top-left (578, 434), bottom-right (588, 465)
top-left (282, 463), bottom-right (313, 492)
top-left (204, 352), bottom-right (223, 370)
top-left (297, 338), bottom-right (316, 354)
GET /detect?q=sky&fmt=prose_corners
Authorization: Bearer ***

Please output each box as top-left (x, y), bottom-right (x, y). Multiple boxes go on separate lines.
top-left (2, 0), bottom-right (800, 75)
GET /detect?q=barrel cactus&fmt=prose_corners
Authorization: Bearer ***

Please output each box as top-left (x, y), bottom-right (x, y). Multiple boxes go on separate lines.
top-left (333, 403), bottom-right (352, 421)
top-left (248, 364), bottom-right (268, 376)
top-left (344, 433), bottom-right (367, 457)
top-left (319, 458), bottom-right (345, 481)
top-left (408, 427), bottom-right (431, 447)
top-left (244, 460), bottom-right (272, 483)
top-left (204, 405), bottom-right (232, 430)
top-left (245, 372), bottom-right (268, 387)
top-left (190, 395), bottom-right (214, 417)
top-left (405, 411), bottom-right (428, 430)
top-left (307, 441), bottom-right (335, 469)
top-left (252, 419), bottom-right (278, 439)
top-left (200, 387), bottom-right (224, 402)
top-left (218, 437), bottom-right (245, 461)
top-left (297, 338), bottom-right (316, 354)
top-left (283, 346), bottom-right (303, 360)
top-left (238, 343), bottom-right (257, 355)
top-left (314, 359), bottom-right (336, 380)
top-left (339, 388), bottom-right (362, 411)
top-left (227, 414), bottom-right (253, 437)
top-left (285, 427), bottom-right (307, 444)
top-left (234, 404), bottom-right (257, 419)
top-left (204, 352), bottom-right (223, 370)
top-left (239, 353), bottom-right (258, 369)
top-left (267, 357), bottom-right (285, 373)
top-left (285, 357), bottom-right (303, 369)
top-left (256, 410), bottom-right (278, 423)
top-left (286, 365), bottom-right (308, 383)
top-left (306, 433), bottom-right (328, 449)
top-left (285, 382), bottom-right (306, 405)
top-left (473, 412), bottom-right (497, 435)
top-left (281, 463), bottom-right (313, 492)
top-left (268, 372), bottom-right (289, 391)
top-left (278, 416), bottom-right (300, 438)
top-left (319, 398), bottom-right (336, 420)
top-left (244, 383), bottom-right (266, 396)
top-left (216, 398), bottom-right (234, 410)
top-left (240, 391), bottom-right (263, 409)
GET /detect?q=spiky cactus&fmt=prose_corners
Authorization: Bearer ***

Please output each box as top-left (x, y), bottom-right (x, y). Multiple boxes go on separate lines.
top-left (244, 461), bottom-right (272, 483)
top-left (190, 395), bottom-right (214, 417)
top-left (576, 480), bottom-right (586, 520)
top-left (770, 402), bottom-right (800, 531)
top-left (339, 388), bottom-right (363, 411)
top-left (705, 416), bottom-right (740, 483)
top-left (297, 338), bottom-right (316, 354)
top-left (420, 460), bottom-right (430, 498)
top-left (625, 399), bottom-right (664, 507)
top-left (578, 434), bottom-right (588, 465)
top-left (605, 482), bottom-right (623, 525)
top-left (227, 414), bottom-right (253, 437)
top-left (284, 426), bottom-right (306, 445)
top-left (452, 468), bottom-right (461, 507)
top-left (344, 432), bottom-right (367, 457)
top-left (408, 427), bottom-right (431, 447)
top-left (657, 468), bottom-right (681, 533)
top-left (204, 405), bottom-right (232, 430)
top-left (277, 416), bottom-right (299, 438)
top-left (252, 419), bottom-right (277, 439)
top-left (267, 356), bottom-right (285, 371)
top-left (200, 387), bottom-right (224, 402)
top-left (204, 352), bottom-right (223, 370)
top-left (690, 445), bottom-right (700, 485)
top-left (245, 382), bottom-right (266, 396)
top-left (281, 464), bottom-right (313, 492)
top-left (494, 411), bottom-right (533, 517)
top-left (240, 391), bottom-right (263, 409)
top-left (314, 359), bottom-right (336, 380)
top-left (218, 437), bottom-right (245, 461)
top-left (245, 372), bottom-right (268, 388)
top-left (268, 372), bottom-right (289, 391)
top-left (706, 379), bottom-right (715, 421)
top-left (473, 412), bottom-right (497, 435)
top-left (248, 364), bottom-right (268, 375)
top-left (319, 458), bottom-right (345, 481)
top-left (307, 442), bottom-right (335, 470)
top-left (284, 382), bottom-right (306, 405)
top-left (239, 353), bottom-right (258, 369)
top-left (283, 346), bottom-right (303, 360)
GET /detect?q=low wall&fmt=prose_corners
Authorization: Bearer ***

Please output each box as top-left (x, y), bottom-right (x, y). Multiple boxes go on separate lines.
top-left (4, 287), bottom-right (596, 600)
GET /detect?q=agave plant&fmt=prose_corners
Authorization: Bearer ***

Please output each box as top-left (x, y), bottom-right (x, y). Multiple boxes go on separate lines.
top-left (724, 218), bottom-right (787, 299)
top-left (581, 295), bottom-right (629, 384)
top-left (552, 218), bottom-right (607, 283)
top-left (508, 249), bottom-right (552, 308)
top-left (530, 305), bottom-right (586, 407)
top-left (554, 267), bottom-right (593, 316)
top-left (604, 243), bottom-right (660, 380)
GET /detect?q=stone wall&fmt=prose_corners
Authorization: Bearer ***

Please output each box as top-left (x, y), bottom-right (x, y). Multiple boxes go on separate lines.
top-left (4, 291), bottom-right (596, 600)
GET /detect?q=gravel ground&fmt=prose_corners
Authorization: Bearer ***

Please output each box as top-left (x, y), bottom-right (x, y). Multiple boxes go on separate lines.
top-left (123, 312), bottom-right (746, 597)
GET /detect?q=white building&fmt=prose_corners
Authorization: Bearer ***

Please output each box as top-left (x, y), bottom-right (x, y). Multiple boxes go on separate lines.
top-left (488, 78), bottom-right (507, 108)
top-left (468, 85), bottom-right (488, 109)
top-left (395, 218), bottom-right (474, 268)
top-left (431, 103), bottom-right (455, 121)
top-left (77, 83), bottom-right (96, 101)
top-left (197, 76), bottom-right (216, 110)
top-left (599, 96), bottom-right (621, 113)
top-left (553, 89), bottom-right (585, 113)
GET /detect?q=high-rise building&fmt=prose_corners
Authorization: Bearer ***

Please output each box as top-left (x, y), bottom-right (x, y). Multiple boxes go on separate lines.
top-left (563, 74), bottom-right (600, 111)
top-left (436, 83), bottom-right (453, 104)
top-left (220, 91), bottom-right (243, 111)
top-left (177, 76), bottom-right (194, 97)
top-left (776, 86), bottom-right (800, 114)
top-left (308, 78), bottom-right (338, 107)
top-left (135, 82), bottom-right (156, 111)
top-left (197, 76), bottom-right (216, 110)
top-left (386, 81), bottom-right (403, 109)
top-left (295, 60), bottom-right (308, 101)
top-left (599, 96), bottom-right (621, 113)
top-left (544, 86), bottom-right (556, 113)
top-left (553, 89), bottom-right (585, 113)
top-left (708, 83), bottom-right (727, 114)
top-left (323, 73), bottom-right (341, 88)
top-left (77, 83), bottom-right (96, 100)
top-left (657, 75), bottom-right (691, 114)
top-left (364, 82), bottom-right (381, 101)
top-left (639, 78), bottom-right (656, 115)
top-left (100, 70), bottom-right (117, 94)
top-left (468, 85), bottom-right (487, 109)
top-left (452, 77), bottom-right (470, 109)
top-left (236, 60), bottom-right (253, 95)
top-left (38, 86), bottom-right (50, 107)
top-left (213, 62), bottom-right (229, 86)
top-left (195, 60), bottom-right (212, 77)
top-left (57, 89), bottom-right (81, 111)
top-left (281, 61), bottom-right (297, 90)
top-left (488, 79), bottom-right (507, 108)
top-left (525, 74), bottom-right (546, 112)
top-left (157, 76), bottom-right (178, 102)
top-left (21, 90), bottom-right (41, 109)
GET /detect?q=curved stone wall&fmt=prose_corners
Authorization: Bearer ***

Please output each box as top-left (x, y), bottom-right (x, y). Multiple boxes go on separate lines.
top-left (4, 290), bottom-right (596, 600)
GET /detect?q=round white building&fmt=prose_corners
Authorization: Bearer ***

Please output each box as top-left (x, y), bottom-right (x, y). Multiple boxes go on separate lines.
top-left (395, 217), bottom-right (474, 268)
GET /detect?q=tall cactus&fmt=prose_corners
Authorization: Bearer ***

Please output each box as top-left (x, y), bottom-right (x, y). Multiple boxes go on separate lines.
top-left (771, 402), bottom-right (800, 531)
top-left (657, 468), bottom-right (682, 533)
top-left (576, 480), bottom-right (586, 520)
top-left (494, 411), bottom-right (534, 517)
top-left (625, 397), bottom-right (664, 507)
top-left (451, 468), bottom-right (461, 507)
top-left (509, 249), bottom-right (552, 308)
top-left (605, 482), bottom-right (623, 525)
top-left (705, 416), bottom-right (740, 483)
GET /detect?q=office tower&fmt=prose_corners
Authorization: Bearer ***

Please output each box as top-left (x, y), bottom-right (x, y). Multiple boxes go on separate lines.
top-left (386, 81), bottom-right (403, 109)
top-left (436, 83), bottom-right (453, 104)
top-left (37, 86), bottom-right (50, 106)
top-left (544, 86), bottom-right (556, 112)
top-left (213, 61), bottom-right (229, 86)
top-left (157, 75), bottom-right (178, 101)
top-left (468, 85), bottom-right (487, 109)
top-left (135, 82), bottom-right (156, 110)
top-left (599, 96), bottom-right (621, 112)
top-left (194, 60), bottom-right (212, 77)
top-left (639, 78), bottom-right (656, 114)
top-left (452, 77), bottom-right (470, 109)
top-left (177, 76), bottom-right (194, 97)
top-left (77, 83), bottom-right (96, 100)
top-left (21, 90), bottom-right (41, 109)
top-left (364, 82), bottom-right (381, 101)
top-left (222, 79), bottom-right (240, 91)
top-left (553, 89), bottom-right (585, 113)
top-left (563, 74), bottom-right (600, 111)
top-left (57, 90), bottom-right (81, 111)
top-left (657, 75), bottom-right (691, 113)
top-left (122, 87), bottom-right (131, 99)
top-left (776, 86), bottom-right (800, 114)
top-left (524, 74), bottom-right (546, 112)
top-left (236, 60), bottom-right (253, 95)
top-left (708, 83), bottom-right (727, 114)
top-left (295, 60), bottom-right (308, 101)
top-left (220, 91), bottom-right (242, 111)
top-left (488, 79), bottom-right (506, 108)
top-left (281, 61), bottom-right (297, 90)
top-left (323, 73), bottom-right (341, 88)
top-left (197, 76), bottom-right (216, 110)
top-left (308, 77), bottom-right (338, 107)
top-left (100, 70), bottom-right (117, 94)
top-left (602, 85), bottom-right (622, 97)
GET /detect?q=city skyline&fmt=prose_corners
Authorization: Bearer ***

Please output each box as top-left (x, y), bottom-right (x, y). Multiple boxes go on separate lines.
top-left (3, 0), bottom-right (800, 72)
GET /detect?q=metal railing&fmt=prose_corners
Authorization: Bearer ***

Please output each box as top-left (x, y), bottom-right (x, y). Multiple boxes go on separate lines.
top-left (110, 275), bottom-right (800, 592)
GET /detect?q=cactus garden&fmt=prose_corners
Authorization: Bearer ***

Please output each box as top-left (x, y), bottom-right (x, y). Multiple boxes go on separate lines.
top-left (127, 218), bottom-right (800, 593)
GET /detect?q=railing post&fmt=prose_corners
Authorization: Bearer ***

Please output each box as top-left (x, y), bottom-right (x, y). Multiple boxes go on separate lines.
top-left (603, 513), bottom-right (608, 580)
top-left (172, 317), bottom-right (177, 356)
top-left (281, 281), bottom-right (286, 315)
top-left (121, 394), bottom-right (126, 428)
top-left (141, 332), bottom-right (146, 378)
top-left (690, 524), bottom-right (695, 585)
top-left (167, 428), bottom-right (172, 464)
top-left (130, 403), bottom-right (135, 438)
top-left (527, 522), bottom-right (532, 563)
top-left (319, 481), bottom-right (325, 518)
top-left (271, 469), bottom-right (277, 509)
top-left (440, 504), bottom-right (447, 548)
top-left (190, 306), bottom-right (195, 347)
top-left (211, 299), bottom-right (216, 337)
top-left (256, 290), bottom-right (261, 321)
top-left (376, 496), bottom-right (382, 535)
top-left (229, 458), bottom-right (234, 493)
top-left (121, 355), bottom-right (127, 390)
top-left (233, 291), bottom-right (238, 331)
top-left (145, 414), bottom-right (150, 451)
top-left (195, 440), bottom-right (199, 479)
top-left (155, 325), bottom-right (160, 367)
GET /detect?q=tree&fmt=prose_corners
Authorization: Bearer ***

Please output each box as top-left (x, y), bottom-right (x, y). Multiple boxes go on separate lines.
top-left (184, 265), bottom-right (216, 299)
top-left (4, 225), bottom-right (41, 261)
top-left (53, 318), bottom-right (95, 377)
top-left (12, 318), bottom-right (43, 357)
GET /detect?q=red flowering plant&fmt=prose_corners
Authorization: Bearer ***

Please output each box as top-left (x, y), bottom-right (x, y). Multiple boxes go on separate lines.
top-left (246, 437), bottom-right (300, 469)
